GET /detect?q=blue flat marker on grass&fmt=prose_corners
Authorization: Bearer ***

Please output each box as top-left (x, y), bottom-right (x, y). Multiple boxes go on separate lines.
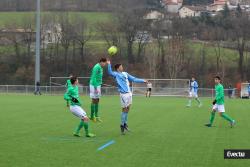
top-left (97, 140), bottom-right (115, 151)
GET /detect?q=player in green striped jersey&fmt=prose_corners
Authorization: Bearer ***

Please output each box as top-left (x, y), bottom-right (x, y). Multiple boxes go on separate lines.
top-left (89, 58), bottom-right (107, 122)
top-left (65, 76), bottom-right (95, 137)
top-left (64, 74), bottom-right (73, 107)
top-left (205, 76), bottom-right (235, 128)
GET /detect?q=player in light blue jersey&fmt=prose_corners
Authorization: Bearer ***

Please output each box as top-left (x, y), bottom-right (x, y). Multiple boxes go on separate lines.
top-left (186, 76), bottom-right (202, 107)
top-left (107, 60), bottom-right (147, 135)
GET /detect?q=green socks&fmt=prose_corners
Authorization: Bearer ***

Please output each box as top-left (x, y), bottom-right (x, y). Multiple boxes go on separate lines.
top-left (209, 112), bottom-right (234, 125)
top-left (221, 113), bottom-right (234, 123)
top-left (75, 120), bottom-right (84, 134)
top-left (210, 112), bottom-right (216, 125)
top-left (91, 103), bottom-right (99, 118)
top-left (75, 120), bottom-right (89, 135)
top-left (83, 121), bottom-right (89, 135)
top-left (91, 103), bottom-right (95, 119)
top-left (95, 104), bottom-right (99, 117)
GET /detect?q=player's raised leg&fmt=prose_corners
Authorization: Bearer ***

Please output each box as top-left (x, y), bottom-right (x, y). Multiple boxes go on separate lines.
top-left (70, 105), bottom-right (95, 137)
top-left (218, 107), bottom-right (235, 128)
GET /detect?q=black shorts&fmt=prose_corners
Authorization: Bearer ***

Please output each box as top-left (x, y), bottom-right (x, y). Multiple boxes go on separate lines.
top-left (147, 88), bottom-right (152, 92)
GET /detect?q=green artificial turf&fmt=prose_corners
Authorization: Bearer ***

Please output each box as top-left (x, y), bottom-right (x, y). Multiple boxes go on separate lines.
top-left (0, 95), bottom-right (250, 167)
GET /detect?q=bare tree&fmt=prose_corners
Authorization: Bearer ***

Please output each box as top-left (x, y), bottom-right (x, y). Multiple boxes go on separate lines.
top-left (59, 13), bottom-right (73, 74)
top-left (135, 30), bottom-right (150, 62)
top-left (96, 21), bottom-right (120, 47)
top-left (96, 21), bottom-right (123, 57)
top-left (3, 23), bottom-right (22, 66)
top-left (72, 17), bottom-right (92, 63)
top-left (164, 35), bottom-right (188, 79)
top-left (21, 16), bottom-right (35, 67)
top-left (116, 8), bottom-right (146, 63)
top-left (229, 13), bottom-right (250, 80)
top-left (209, 26), bottom-right (225, 74)
top-left (144, 44), bottom-right (159, 78)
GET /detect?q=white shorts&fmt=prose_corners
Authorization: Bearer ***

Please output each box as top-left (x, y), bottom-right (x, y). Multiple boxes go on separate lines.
top-left (212, 104), bottom-right (225, 113)
top-left (89, 85), bottom-right (101, 99)
top-left (120, 92), bottom-right (132, 108)
top-left (70, 105), bottom-right (87, 119)
top-left (189, 91), bottom-right (198, 98)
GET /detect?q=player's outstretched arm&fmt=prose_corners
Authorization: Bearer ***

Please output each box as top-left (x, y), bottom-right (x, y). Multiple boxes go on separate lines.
top-left (107, 61), bottom-right (117, 77)
top-left (127, 73), bottom-right (147, 83)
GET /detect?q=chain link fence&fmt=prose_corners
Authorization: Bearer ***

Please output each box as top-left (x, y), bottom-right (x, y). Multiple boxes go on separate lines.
top-left (0, 85), bottom-right (119, 96)
top-left (0, 85), bottom-right (239, 98)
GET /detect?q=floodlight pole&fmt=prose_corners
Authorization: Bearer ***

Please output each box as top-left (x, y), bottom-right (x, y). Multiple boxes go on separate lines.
top-left (35, 0), bottom-right (41, 88)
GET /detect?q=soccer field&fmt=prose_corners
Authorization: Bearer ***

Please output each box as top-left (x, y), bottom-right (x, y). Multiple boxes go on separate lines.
top-left (0, 95), bottom-right (250, 167)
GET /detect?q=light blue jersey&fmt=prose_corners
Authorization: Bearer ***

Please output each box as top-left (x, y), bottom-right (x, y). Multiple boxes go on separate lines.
top-left (190, 80), bottom-right (198, 93)
top-left (108, 64), bottom-right (145, 94)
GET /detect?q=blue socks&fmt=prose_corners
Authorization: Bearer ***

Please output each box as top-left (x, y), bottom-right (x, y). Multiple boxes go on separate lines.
top-left (121, 112), bottom-right (128, 126)
top-left (124, 112), bottom-right (128, 124)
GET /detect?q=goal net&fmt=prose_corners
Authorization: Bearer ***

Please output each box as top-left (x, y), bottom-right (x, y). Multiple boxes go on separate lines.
top-left (241, 83), bottom-right (250, 98)
top-left (132, 79), bottom-right (190, 97)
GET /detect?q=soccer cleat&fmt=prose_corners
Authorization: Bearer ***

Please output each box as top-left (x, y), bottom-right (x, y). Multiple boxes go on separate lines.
top-left (90, 117), bottom-right (96, 123)
top-left (86, 133), bottom-right (96, 137)
top-left (186, 104), bottom-right (191, 107)
top-left (230, 120), bottom-right (236, 128)
top-left (73, 133), bottom-right (81, 137)
top-left (198, 103), bottom-right (202, 108)
top-left (124, 123), bottom-right (130, 132)
top-left (96, 117), bottom-right (103, 123)
top-left (120, 125), bottom-right (125, 135)
top-left (205, 123), bottom-right (212, 127)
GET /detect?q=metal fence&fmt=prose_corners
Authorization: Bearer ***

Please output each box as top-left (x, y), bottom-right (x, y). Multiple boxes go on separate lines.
top-left (0, 85), bottom-right (239, 98)
top-left (0, 85), bottom-right (119, 96)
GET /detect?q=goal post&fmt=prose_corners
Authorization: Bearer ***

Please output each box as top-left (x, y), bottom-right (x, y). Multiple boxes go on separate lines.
top-left (132, 79), bottom-right (190, 97)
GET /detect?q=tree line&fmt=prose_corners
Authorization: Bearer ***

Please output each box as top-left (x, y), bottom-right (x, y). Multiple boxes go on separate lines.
top-left (0, 4), bottom-right (250, 86)
top-left (0, 0), bottom-right (149, 12)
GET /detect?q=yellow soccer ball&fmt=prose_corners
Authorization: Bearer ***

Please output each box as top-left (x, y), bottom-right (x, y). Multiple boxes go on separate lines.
top-left (108, 46), bottom-right (118, 56)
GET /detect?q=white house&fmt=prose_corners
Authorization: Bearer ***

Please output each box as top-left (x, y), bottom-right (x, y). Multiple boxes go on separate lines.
top-left (163, 0), bottom-right (183, 13)
top-left (229, 0), bottom-right (242, 5)
top-left (42, 23), bottom-right (62, 45)
top-left (143, 11), bottom-right (164, 20)
top-left (179, 6), bottom-right (206, 18)
top-left (207, 0), bottom-right (229, 12)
